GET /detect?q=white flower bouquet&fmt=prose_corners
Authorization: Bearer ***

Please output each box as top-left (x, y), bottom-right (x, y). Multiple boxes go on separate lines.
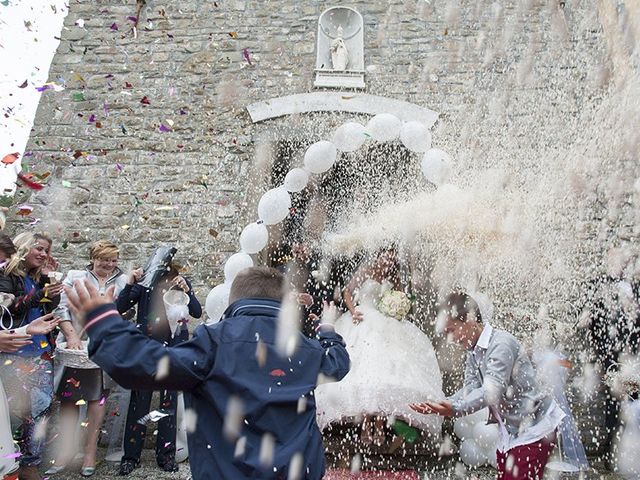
top-left (378, 290), bottom-right (411, 321)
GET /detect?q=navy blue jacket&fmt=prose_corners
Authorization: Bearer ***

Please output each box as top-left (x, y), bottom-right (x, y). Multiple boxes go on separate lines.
top-left (86, 298), bottom-right (350, 480)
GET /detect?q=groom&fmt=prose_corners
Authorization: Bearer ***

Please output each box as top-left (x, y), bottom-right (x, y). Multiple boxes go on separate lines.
top-left (410, 292), bottom-right (565, 480)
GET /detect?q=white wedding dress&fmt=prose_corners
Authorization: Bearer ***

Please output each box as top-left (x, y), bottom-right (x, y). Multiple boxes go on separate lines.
top-left (315, 279), bottom-right (444, 437)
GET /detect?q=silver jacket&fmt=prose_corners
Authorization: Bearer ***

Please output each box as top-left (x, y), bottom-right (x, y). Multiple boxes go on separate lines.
top-left (448, 325), bottom-right (553, 437)
top-left (58, 267), bottom-right (127, 336)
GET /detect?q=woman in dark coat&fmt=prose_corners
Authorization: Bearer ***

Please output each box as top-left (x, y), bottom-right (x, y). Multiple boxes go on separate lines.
top-left (0, 232), bottom-right (62, 480)
top-left (116, 260), bottom-right (201, 475)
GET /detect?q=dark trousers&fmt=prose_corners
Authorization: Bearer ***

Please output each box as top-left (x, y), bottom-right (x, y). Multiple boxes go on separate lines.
top-left (122, 388), bottom-right (177, 463)
top-left (122, 328), bottom-right (188, 463)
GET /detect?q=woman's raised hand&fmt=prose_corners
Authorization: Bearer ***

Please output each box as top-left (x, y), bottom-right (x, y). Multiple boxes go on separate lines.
top-left (171, 275), bottom-right (190, 292)
top-left (128, 268), bottom-right (144, 285)
top-left (45, 282), bottom-right (64, 298)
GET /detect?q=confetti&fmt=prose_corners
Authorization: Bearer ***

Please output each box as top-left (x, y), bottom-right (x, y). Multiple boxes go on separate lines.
top-left (17, 173), bottom-right (44, 190)
top-left (2, 153), bottom-right (19, 165)
top-left (242, 48), bottom-right (252, 65)
top-left (228, 31), bottom-right (238, 38)
top-left (16, 204), bottom-right (33, 216)
top-left (110, 23), bottom-right (118, 31)
top-left (159, 124), bottom-right (171, 132)
top-left (137, 410), bottom-right (170, 424)
top-left (140, 96), bottom-right (151, 105)
top-left (66, 377), bottom-right (80, 388)
top-left (18, 80), bottom-right (28, 88)
top-left (75, 399), bottom-right (86, 406)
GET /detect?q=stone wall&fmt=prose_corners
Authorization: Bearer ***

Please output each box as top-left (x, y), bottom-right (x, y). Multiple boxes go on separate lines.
top-left (12, 0), bottom-right (611, 294)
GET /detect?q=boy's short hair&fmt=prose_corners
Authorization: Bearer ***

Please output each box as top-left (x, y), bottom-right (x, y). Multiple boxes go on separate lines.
top-left (229, 266), bottom-right (284, 304)
top-left (443, 292), bottom-right (482, 323)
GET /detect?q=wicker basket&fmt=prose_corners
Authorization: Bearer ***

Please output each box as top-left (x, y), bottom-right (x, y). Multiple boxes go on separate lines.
top-left (56, 341), bottom-right (99, 369)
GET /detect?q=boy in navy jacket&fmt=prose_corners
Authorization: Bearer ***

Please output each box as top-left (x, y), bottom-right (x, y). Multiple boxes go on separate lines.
top-left (64, 266), bottom-right (350, 480)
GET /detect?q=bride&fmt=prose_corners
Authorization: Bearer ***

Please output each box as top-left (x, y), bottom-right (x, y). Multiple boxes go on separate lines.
top-left (314, 247), bottom-right (444, 444)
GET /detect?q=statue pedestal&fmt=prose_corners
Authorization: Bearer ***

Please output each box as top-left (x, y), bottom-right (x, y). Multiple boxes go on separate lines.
top-left (314, 70), bottom-right (366, 89)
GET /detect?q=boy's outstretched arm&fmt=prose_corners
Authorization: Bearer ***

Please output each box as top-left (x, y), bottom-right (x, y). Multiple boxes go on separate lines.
top-left (316, 324), bottom-right (350, 381)
top-left (315, 302), bottom-right (350, 381)
top-left (66, 280), bottom-right (216, 391)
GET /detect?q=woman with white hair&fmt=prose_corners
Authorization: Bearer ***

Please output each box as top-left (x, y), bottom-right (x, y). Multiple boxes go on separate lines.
top-left (45, 240), bottom-right (128, 477)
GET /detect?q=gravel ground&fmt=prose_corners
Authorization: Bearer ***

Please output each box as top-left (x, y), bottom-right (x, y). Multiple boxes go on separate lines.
top-left (43, 450), bottom-right (624, 480)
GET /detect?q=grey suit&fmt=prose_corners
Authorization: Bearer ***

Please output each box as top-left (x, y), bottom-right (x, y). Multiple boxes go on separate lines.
top-left (448, 324), bottom-right (564, 450)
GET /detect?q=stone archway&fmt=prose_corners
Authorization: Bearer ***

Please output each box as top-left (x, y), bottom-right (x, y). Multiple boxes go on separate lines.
top-left (242, 95), bottom-right (442, 331)
top-left (246, 92), bottom-right (439, 126)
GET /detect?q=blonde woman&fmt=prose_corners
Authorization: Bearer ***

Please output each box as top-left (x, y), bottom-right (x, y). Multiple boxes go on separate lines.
top-left (0, 232), bottom-right (63, 480)
top-left (46, 241), bottom-right (127, 477)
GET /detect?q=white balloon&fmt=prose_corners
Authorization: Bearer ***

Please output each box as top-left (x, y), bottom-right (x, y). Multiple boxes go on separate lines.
top-left (366, 113), bottom-right (401, 142)
top-left (223, 252), bottom-right (254, 283)
top-left (453, 417), bottom-right (474, 441)
top-left (205, 283), bottom-right (231, 324)
top-left (472, 422), bottom-right (500, 451)
top-left (284, 168), bottom-right (310, 192)
top-left (459, 439), bottom-right (487, 467)
top-left (257, 187), bottom-right (291, 225)
top-left (332, 122), bottom-right (367, 152)
top-left (421, 148), bottom-right (452, 185)
top-left (400, 121), bottom-right (432, 152)
top-left (303, 141), bottom-right (337, 174)
top-left (239, 222), bottom-right (269, 254)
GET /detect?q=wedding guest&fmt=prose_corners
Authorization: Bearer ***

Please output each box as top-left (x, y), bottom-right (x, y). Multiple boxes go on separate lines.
top-left (46, 240), bottom-right (128, 477)
top-left (63, 266), bottom-right (349, 480)
top-left (1, 233), bottom-right (60, 480)
top-left (0, 232), bottom-right (62, 480)
top-left (287, 242), bottom-right (347, 337)
top-left (115, 255), bottom-right (201, 475)
top-left (410, 291), bottom-right (566, 480)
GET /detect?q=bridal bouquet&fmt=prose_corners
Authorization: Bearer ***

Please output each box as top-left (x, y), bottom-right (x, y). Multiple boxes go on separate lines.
top-left (378, 290), bottom-right (411, 321)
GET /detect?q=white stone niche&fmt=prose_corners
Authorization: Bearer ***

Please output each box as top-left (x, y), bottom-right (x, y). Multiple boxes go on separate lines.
top-left (314, 6), bottom-right (365, 90)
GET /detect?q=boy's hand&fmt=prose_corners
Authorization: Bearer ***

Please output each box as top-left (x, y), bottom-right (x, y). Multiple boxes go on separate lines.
top-left (296, 293), bottom-right (314, 308)
top-left (321, 301), bottom-right (339, 325)
top-left (64, 280), bottom-right (115, 327)
top-left (409, 401), bottom-right (454, 417)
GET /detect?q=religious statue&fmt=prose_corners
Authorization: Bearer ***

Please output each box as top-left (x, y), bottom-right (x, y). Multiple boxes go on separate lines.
top-left (330, 25), bottom-right (349, 71)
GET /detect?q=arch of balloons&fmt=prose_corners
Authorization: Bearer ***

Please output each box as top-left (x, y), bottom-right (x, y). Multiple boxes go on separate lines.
top-left (205, 113), bottom-right (453, 322)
